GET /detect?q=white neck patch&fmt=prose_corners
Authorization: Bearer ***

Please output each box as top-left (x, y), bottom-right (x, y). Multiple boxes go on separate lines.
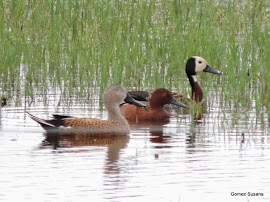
top-left (192, 75), bottom-right (197, 83)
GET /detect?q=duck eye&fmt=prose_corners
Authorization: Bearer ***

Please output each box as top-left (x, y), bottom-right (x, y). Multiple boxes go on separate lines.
top-left (198, 61), bottom-right (202, 64)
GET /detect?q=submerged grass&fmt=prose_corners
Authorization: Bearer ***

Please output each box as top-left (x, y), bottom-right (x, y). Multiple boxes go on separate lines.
top-left (0, 0), bottom-right (269, 117)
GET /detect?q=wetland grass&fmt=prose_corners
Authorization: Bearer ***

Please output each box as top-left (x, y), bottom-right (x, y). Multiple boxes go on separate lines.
top-left (0, 0), bottom-right (269, 118)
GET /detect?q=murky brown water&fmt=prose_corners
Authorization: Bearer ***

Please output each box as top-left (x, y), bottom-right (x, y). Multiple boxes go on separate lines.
top-left (0, 89), bottom-right (269, 201)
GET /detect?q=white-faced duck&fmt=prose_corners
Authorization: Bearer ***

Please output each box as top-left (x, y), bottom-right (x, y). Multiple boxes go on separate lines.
top-left (129, 56), bottom-right (222, 105)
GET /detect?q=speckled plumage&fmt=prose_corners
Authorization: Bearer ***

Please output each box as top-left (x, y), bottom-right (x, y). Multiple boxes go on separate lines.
top-left (63, 118), bottom-right (130, 135)
top-left (28, 84), bottom-right (145, 135)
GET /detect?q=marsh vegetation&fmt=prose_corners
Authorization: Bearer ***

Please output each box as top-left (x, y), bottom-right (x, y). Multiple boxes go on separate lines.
top-left (0, 0), bottom-right (270, 117)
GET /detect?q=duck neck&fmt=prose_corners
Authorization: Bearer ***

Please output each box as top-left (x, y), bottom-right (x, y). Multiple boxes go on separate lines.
top-left (150, 103), bottom-right (163, 110)
top-left (188, 75), bottom-right (203, 102)
top-left (107, 105), bottom-right (128, 124)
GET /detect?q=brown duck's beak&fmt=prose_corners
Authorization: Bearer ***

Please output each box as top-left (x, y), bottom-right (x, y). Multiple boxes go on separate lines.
top-left (203, 65), bottom-right (222, 75)
top-left (171, 97), bottom-right (187, 109)
top-left (124, 93), bottom-right (146, 107)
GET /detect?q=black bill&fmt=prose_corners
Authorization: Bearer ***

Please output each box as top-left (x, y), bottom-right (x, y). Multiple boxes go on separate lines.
top-left (124, 93), bottom-right (146, 107)
top-left (203, 65), bottom-right (222, 75)
top-left (170, 97), bottom-right (187, 109)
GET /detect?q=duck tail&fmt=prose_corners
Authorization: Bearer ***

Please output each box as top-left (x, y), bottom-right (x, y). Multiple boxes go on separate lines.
top-left (27, 112), bottom-right (55, 131)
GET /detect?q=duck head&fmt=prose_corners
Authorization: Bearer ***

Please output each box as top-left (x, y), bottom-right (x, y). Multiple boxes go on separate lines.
top-left (185, 56), bottom-right (222, 103)
top-left (103, 84), bottom-right (145, 108)
top-left (150, 88), bottom-right (186, 109)
top-left (186, 56), bottom-right (222, 77)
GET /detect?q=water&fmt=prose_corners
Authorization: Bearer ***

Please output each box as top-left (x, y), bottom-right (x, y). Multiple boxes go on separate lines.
top-left (0, 90), bottom-right (269, 202)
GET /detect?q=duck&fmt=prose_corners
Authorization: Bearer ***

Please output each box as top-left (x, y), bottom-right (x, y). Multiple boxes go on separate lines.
top-left (28, 84), bottom-right (145, 135)
top-left (128, 56), bottom-right (222, 104)
top-left (1, 96), bottom-right (7, 107)
top-left (120, 88), bottom-right (186, 122)
top-left (184, 56), bottom-right (222, 103)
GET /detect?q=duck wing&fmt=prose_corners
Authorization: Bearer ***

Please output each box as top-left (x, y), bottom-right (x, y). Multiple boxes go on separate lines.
top-left (52, 114), bottom-right (74, 119)
top-left (128, 91), bottom-right (150, 101)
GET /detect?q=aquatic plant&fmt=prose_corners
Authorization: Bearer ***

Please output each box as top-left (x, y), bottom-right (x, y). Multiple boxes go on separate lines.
top-left (0, 0), bottom-right (269, 118)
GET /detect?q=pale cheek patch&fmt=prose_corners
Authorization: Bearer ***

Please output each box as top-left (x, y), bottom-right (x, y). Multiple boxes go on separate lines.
top-left (195, 64), bottom-right (205, 72)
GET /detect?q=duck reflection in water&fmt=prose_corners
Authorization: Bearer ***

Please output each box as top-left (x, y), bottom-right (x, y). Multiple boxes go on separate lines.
top-left (130, 121), bottom-right (173, 148)
top-left (41, 132), bottom-right (130, 164)
top-left (149, 124), bottom-right (172, 148)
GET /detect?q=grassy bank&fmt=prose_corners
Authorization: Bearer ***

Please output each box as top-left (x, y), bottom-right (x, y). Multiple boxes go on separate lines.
top-left (0, 0), bottom-right (269, 117)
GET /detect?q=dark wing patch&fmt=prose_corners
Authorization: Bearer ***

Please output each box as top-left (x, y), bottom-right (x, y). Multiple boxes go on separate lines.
top-left (52, 114), bottom-right (74, 119)
top-left (128, 91), bottom-right (150, 101)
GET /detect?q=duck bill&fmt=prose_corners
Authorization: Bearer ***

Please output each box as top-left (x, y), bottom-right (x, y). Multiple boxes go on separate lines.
top-left (124, 93), bottom-right (146, 107)
top-left (171, 97), bottom-right (187, 109)
top-left (203, 65), bottom-right (222, 75)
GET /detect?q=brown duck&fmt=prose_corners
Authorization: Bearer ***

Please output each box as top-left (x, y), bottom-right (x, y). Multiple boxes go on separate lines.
top-left (28, 84), bottom-right (145, 135)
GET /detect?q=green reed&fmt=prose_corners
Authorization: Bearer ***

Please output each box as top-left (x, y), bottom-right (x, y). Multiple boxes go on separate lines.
top-left (0, 0), bottom-right (269, 117)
